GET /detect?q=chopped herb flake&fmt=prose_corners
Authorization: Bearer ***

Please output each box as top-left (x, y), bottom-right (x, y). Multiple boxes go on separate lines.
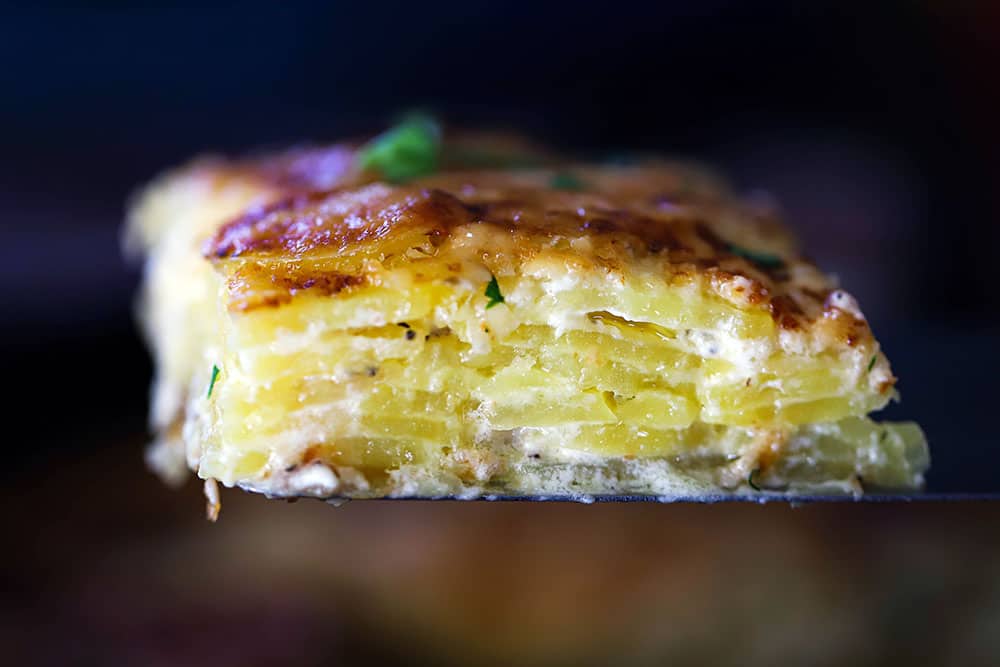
top-left (357, 112), bottom-right (441, 183)
top-left (727, 243), bottom-right (784, 269)
top-left (550, 172), bottom-right (584, 191)
top-left (485, 275), bottom-right (505, 309)
top-left (207, 364), bottom-right (220, 399)
top-left (867, 355), bottom-right (877, 372)
top-left (748, 468), bottom-right (762, 491)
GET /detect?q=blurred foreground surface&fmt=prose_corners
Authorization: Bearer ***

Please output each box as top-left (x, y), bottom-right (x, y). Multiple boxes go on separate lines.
top-left (4, 438), bottom-right (999, 667)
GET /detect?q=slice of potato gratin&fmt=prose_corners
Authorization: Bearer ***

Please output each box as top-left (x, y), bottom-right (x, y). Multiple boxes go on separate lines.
top-left (127, 117), bottom-right (928, 505)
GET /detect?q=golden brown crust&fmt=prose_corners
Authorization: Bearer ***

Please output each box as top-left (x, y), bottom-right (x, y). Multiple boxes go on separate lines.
top-left (201, 164), bottom-right (871, 349)
top-left (207, 165), bottom-right (751, 260)
top-left (210, 186), bottom-right (466, 259)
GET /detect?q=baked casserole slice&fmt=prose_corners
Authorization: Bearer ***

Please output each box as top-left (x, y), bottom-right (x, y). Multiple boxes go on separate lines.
top-left (127, 119), bottom-right (928, 503)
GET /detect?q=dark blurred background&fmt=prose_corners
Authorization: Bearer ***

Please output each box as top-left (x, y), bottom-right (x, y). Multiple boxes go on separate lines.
top-left (3, 1), bottom-right (999, 665)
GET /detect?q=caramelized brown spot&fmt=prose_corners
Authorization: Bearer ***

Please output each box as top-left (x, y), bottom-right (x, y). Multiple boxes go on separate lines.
top-left (769, 295), bottom-right (805, 331)
top-left (209, 191), bottom-right (336, 258)
top-left (843, 319), bottom-right (865, 347)
top-left (754, 435), bottom-right (787, 477)
top-left (745, 284), bottom-right (769, 305)
top-left (272, 271), bottom-right (366, 297)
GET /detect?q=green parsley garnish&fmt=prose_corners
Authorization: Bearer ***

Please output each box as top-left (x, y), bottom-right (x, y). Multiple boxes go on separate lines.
top-left (867, 355), bottom-right (877, 373)
top-left (484, 275), bottom-right (505, 309)
top-left (727, 243), bottom-right (784, 269)
top-left (207, 364), bottom-right (220, 399)
top-left (550, 172), bottom-right (584, 191)
top-left (357, 112), bottom-right (441, 183)
top-left (748, 468), bottom-right (762, 491)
